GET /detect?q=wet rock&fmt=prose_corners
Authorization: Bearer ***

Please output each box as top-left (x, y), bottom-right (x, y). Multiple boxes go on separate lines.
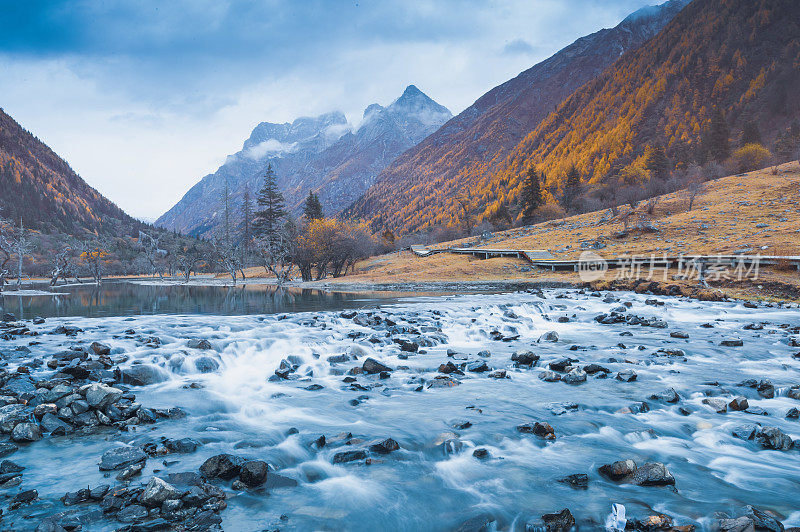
top-left (548, 358), bottom-right (573, 372)
top-left (99, 445), bottom-right (147, 471)
top-left (117, 504), bottom-right (148, 523)
top-left (199, 453), bottom-right (246, 480)
top-left (194, 357), bottom-right (220, 373)
top-left (11, 422), bottom-right (42, 442)
top-left (472, 448), bottom-right (490, 460)
top-left (140, 477), bottom-right (182, 506)
top-left (11, 488), bottom-right (38, 507)
top-left (670, 331), bottom-right (689, 339)
top-left (583, 363), bottom-right (610, 374)
top-left (541, 508), bottom-right (575, 531)
top-left (538, 371), bottom-right (561, 382)
top-left (428, 376), bottom-right (460, 388)
top-left (0, 443), bottom-right (18, 457)
top-left (467, 360), bottom-right (490, 373)
top-left (539, 331), bottom-right (559, 343)
top-left (362, 358), bottom-right (392, 374)
top-left (369, 438), bottom-right (400, 454)
top-left (332, 449), bottom-right (367, 464)
top-left (616, 370), bottom-right (637, 382)
top-left (239, 460), bottom-right (269, 487)
top-left (757, 380), bottom-right (775, 399)
top-left (562, 368), bottom-right (586, 385)
top-left (120, 365), bottom-right (168, 386)
top-left (84, 383), bottom-right (122, 409)
top-left (729, 396), bottom-right (749, 411)
top-left (731, 424), bottom-right (759, 441)
top-left (755, 426), bottom-right (793, 451)
top-left (187, 339), bottom-right (213, 350)
top-left (89, 342), bottom-right (111, 356)
top-left (599, 459), bottom-right (637, 481)
top-left (630, 462), bottom-right (675, 486)
top-left (703, 398), bottom-right (728, 413)
top-left (786, 407), bottom-right (799, 419)
top-left (164, 437), bottom-right (201, 454)
top-left (619, 402), bottom-right (650, 414)
top-left (511, 351), bottom-right (539, 366)
top-left (558, 473), bottom-right (588, 489)
top-left (131, 518), bottom-right (172, 531)
top-left (516, 422), bottom-right (555, 440)
top-left (721, 339), bottom-right (743, 347)
top-left (438, 361), bottom-right (462, 374)
top-left (650, 388), bottom-right (679, 403)
top-left (716, 516), bottom-right (758, 532)
top-left (743, 505), bottom-right (785, 532)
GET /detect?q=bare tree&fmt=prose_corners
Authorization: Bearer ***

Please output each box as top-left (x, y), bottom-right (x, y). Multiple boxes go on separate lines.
top-left (11, 219), bottom-right (35, 290)
top-left (256, 224), bottom-right (295, 286)
top-left (0, 213), bottom-right (12, 293)
top-left (50, 245), bottom-right (75, 286)
top-left (213, 238), bottom-right (241, 285)
top-left (176, 243), bottom-right (205, 283)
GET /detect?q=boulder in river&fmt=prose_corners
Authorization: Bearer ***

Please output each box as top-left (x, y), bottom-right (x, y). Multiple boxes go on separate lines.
top-left (616, 370), bottom-right (637, 382)
top-left (630, 462), bottom-right (675, 486)
top-left (558, 473), bottom-right (588, 489)
top-left (11, 422), bottom-right (42, 442)
top-left (83, 383), bottom-right (122, 409)
top-left (187, 339), bottom-right (213, 350)
top-left (369, 438), bottom-right (400, 454)
top-left (332, 449), bottom-right (367, 464)
top-left (199, 454), bottom-right (246, 480)
top-left (538, 371), bottom-right (561, 382)
top-left (541, 508), bottom-right (574, 531)
top-left (650, 388), bottom-right (679, 403)
top-left (89, 342), bottom-right (111, 356)
top-left (239, 460), bottom-right (269, 487)
top-left (703, 398), bottom-right (728, 413)
top-left (120, 365), bottom-right (168, 386)
top-left (599, 459), bottom-right (637, 481)
top-left (99, 445), bottom-right (147, 471)
top-left (562, 369), bottom-right (586, 385)
top-left (729, 396), bottom-right (749, 411)
top-left (755, 426), bottom-right (793, 451)
top-left (140, 477), bottom-right (182, 506)
top-left (516, 422), bottom-right (555, 440)
top-left (362, 358), bottom-right (392, 374)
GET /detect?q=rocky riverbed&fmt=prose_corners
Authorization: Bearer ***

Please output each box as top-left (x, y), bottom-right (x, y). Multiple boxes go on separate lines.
top-left (0, 288), bottom-right (798, 531)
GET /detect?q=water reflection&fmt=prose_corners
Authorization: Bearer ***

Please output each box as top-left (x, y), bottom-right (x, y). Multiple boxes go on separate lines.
top-left (0, 282), bottom-right (405, 319)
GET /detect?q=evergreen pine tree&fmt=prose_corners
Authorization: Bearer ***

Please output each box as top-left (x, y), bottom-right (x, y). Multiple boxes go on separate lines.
top-left (561, 165), bottom-right (582, 211)
top-left (708, 108), bottom-right (730, 162)
top-left (303, 191), bottom-right (324, 220)
top-left (253, 164), bottom-right (288, 245)
top-left (520, 168), bottom-right (543, 222)
top-left (740, 120), bottom-right (762, 147)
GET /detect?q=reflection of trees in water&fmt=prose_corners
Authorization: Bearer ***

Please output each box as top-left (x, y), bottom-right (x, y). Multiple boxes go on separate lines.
top-left (0, 282), bottom-right (381, 319)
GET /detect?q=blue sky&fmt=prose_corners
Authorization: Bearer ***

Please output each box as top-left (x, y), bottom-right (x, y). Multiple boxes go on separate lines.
top-left (0, 0), bottom-right (658, 220)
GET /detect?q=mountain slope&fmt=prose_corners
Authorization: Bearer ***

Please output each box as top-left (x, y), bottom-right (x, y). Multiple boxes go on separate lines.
top-left (483, 0), bottom-right (800, 208)
top-left (344, 0), bottom-right (689, 233)
top-left (156, 86), bottom-right (451, 237)
top-left (0, 108), bottom-right (139, 235)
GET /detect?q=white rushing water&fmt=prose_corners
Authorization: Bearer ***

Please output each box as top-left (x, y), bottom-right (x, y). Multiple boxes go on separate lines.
top-left (1, 288), bottom-right (799, 531)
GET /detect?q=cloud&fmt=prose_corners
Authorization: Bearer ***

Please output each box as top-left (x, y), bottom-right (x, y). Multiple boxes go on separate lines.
top-left (243, 139), bottom-right (298, 160)
top-left (0, 0), bottom-right (658, 220)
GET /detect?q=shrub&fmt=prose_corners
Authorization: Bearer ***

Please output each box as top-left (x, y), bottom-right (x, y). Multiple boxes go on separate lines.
top-left (733, 143), bottom-right (772, 172)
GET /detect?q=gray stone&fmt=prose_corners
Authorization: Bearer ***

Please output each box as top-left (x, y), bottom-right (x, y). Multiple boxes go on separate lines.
top-left (194, 357), bottom-right (219, 373)
top-left (630, 461), bottom-right (675, 486)
top-left (120, 365), bottom-right (168, 386)
top-left (84, 383), bottom-right (123, 409)
top-left (239, 460), bottom-right (269, 487)
top-left (11, 422), bottom-right (42, 442)
top-left (99, 445), bottom-right (147, 471)
top-left (140, 477), bottom-right (182, 506)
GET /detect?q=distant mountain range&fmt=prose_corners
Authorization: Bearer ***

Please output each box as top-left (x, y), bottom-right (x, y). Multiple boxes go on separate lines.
top-left (343, 0), bottom-right (690, 233)
top-left (156, 85), bottom-right (451, 237)
top-left (0, 108), bottom-right (141, 236)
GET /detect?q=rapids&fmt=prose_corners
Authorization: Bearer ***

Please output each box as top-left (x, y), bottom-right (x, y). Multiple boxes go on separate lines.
top-left (0, 288), bottom-right (798, 530)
